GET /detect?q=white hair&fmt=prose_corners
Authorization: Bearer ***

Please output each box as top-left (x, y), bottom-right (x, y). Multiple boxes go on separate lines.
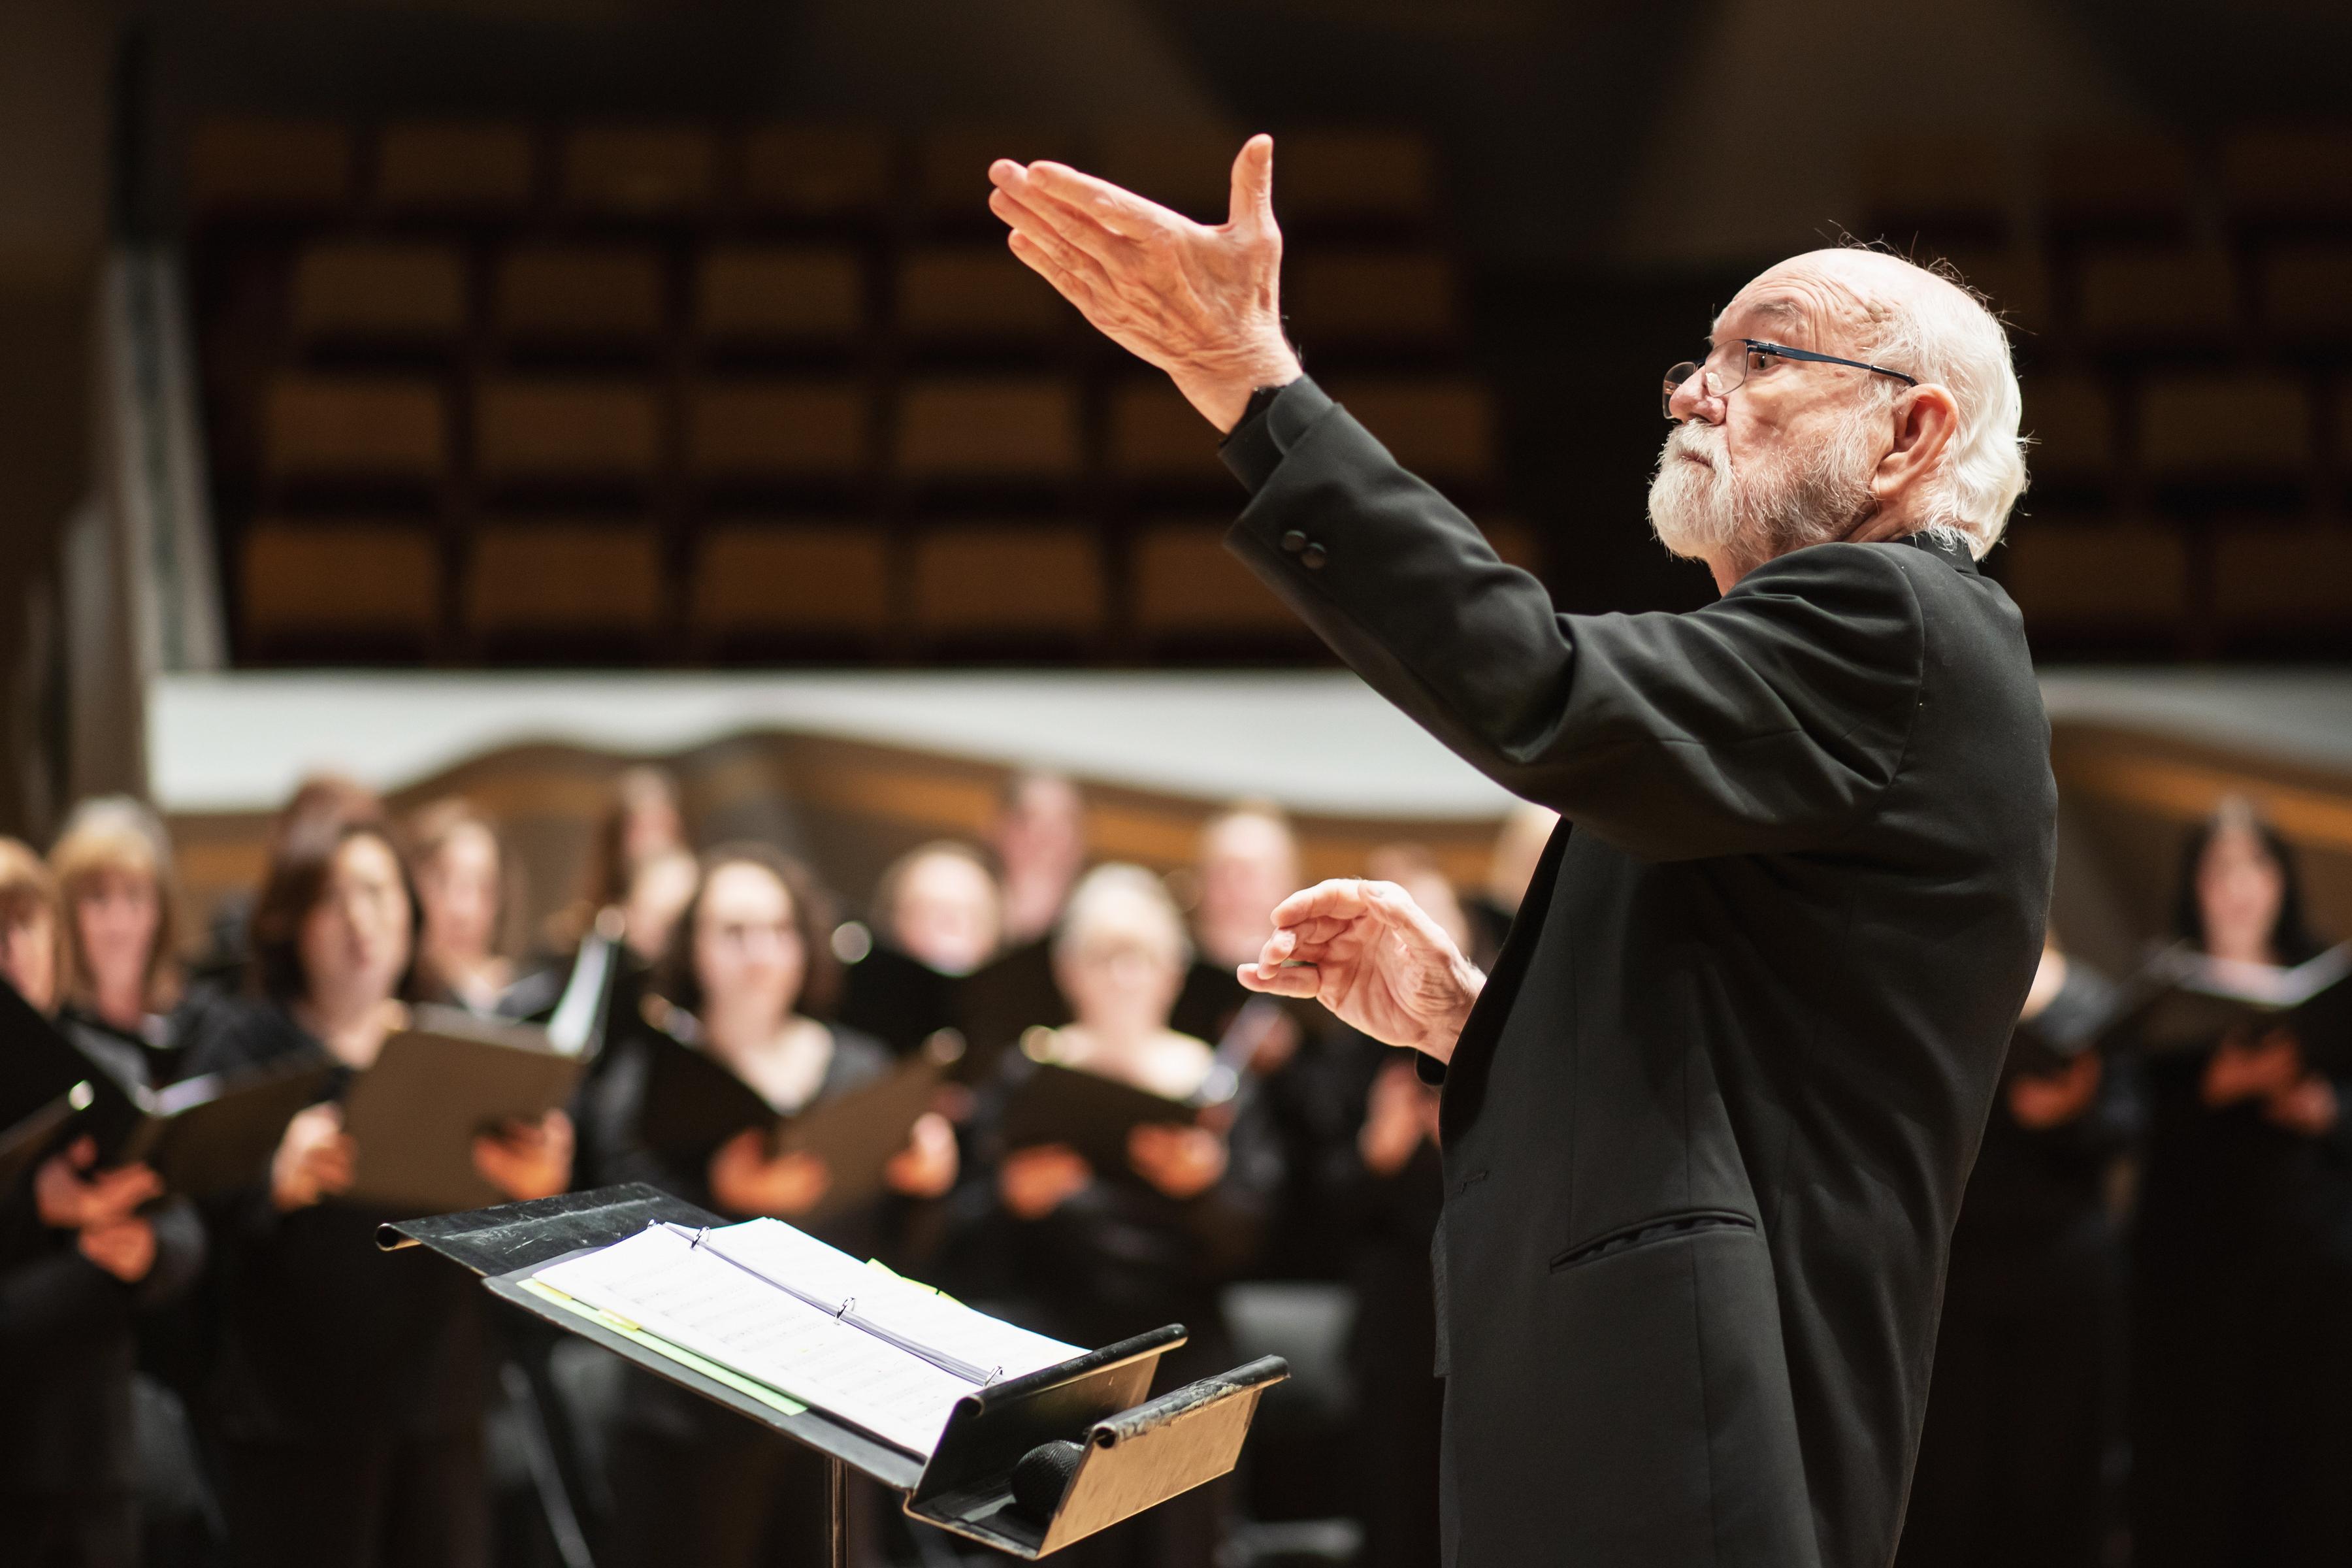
top-left (1851, 253), bottom-right (2029, 559)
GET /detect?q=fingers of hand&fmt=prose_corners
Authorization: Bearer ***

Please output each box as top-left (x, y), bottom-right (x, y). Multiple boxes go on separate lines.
top-left (1269, 879), bottom-right (1375, 930)
top-left (1005, 230), bottom-right (1105, 315)
top-left (1019, 160), bottom-right (1176, 239)
top-left (1237, 962), bottom-right (1320, 999)
top-left (988, 182), bottom-right (1132, 274)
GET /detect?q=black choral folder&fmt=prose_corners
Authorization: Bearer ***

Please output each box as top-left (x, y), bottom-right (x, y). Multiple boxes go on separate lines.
top-left (997, 1050), bottom-right (1200, 1176)
top-left (84, 1060), bottom-right (336, 1200)
top-left (342, 1005), bottom-right (584, 1215)
top-left (378, 1184), bottom-right (1287, 1558)
top-left (2104, 942), bottom-right (2352, 1060)
top-left (639, 1029), bottom-right (958, 1222)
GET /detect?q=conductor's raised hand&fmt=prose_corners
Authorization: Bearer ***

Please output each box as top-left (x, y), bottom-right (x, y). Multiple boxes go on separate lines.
top-left (1239, 879), bottom-right (1485, 1064)
top-left (988, 135), bottom-right (1301, 432)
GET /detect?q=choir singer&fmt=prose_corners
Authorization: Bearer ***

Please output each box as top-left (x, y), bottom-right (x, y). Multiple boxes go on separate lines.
top-left (989, 138), bottom-right (2056, 1568)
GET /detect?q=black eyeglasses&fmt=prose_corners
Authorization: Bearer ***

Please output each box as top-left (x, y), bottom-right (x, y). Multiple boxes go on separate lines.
top-left (1662, 339), bottom-right (1918, 419)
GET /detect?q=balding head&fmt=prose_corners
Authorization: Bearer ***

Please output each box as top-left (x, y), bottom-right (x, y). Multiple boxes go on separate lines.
top-left (1654, 247), bottom-right (2025, 585)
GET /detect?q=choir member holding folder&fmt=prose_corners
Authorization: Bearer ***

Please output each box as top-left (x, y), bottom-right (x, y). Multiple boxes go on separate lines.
top-left (945, 864), bottom-right (1279, 1568)
top-left (579, 842), bottom-right (957, 1568)
top-left (2130, 799), bottom-right (2352, 1566)
top-left (178, 813), bottom-right (572, 1568)
top-left (50, 797), bottom-right (221, 1088)
top-left (407, 798), bottom-right (561, 1021)
top-left (1, 836), bottom-right (206, 1567)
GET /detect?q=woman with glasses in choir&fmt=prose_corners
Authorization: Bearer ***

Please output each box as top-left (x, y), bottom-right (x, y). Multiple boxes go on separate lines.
top-left (180, 809), bottom-right (572, 1568)
top-left (581, 842), bottom-right (956, 1568)
top-left (2131, 797), bottom-right (2352, 1566)
top-left (1, 834), bottom-right (205, 1567)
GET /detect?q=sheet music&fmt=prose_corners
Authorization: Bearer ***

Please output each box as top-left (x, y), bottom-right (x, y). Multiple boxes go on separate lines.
top-left (717, 1217), bottom-right (1080, 1382)
top-left (534, 1222), bottom-right (1073, 1454)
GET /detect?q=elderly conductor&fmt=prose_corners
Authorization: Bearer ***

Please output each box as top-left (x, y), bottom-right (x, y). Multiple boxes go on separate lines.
top-left (990, 137), bottom-right (2055, 1567)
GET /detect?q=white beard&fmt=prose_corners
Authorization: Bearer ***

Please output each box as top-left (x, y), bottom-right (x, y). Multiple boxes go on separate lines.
top-left (1646, 412), bottom-right (1881, 572)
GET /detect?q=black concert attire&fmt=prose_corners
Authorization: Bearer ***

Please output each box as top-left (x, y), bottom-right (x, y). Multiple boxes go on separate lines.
top-left (2129, 938), bottom-right (2352, 1567)
top-left (1896, 964), bottom-right (2137, 1568)
top-left (578, 1013), bottom-right (907, 1568)
top-left (179, 1000), bottom-right (491, 1568)
top-left (939, 1043), bottom-right (1281, 1568)
top-left (1220, 376), bottom-right (2055, 1568)
top-left (0, 1022), bottom-right (206, 1568)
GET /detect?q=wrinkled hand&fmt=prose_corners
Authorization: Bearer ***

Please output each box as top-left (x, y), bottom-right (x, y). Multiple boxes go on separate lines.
top-left (709, 1128), bottom-right (832, 1218)
top-left (2008, 1053), bottom-right (2102, 1130)
top-left (1360, 1054), bottom-right (1442, 1175)
top-left (883, 1111), bottom-right (960, 1200)
top-left (1239, 879), bottom-right (1485, 1062)
top-left (272, 1103), bottom-right (355, 1212)
top-left (1000, 1143), bottom-right (1094, 1220)
top-left (1127, 1121), bottom-right (1228, 1201)
top-left (37, 1137), bottom-right (162, 1230)
top-left (472, 1110), bottom-right (575, 1203)
top-left (78, 1217), bottom-right (157, 1282)
top-left (988, 135), bottom-right (1301, 431)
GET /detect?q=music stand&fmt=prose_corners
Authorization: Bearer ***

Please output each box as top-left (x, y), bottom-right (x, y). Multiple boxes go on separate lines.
top-left (379, 1183), bottom-right (1288, 1563)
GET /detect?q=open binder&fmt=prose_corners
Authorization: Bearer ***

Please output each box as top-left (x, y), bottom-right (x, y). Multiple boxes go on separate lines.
top-left (380, 1183), bottom-right (1286, 1560)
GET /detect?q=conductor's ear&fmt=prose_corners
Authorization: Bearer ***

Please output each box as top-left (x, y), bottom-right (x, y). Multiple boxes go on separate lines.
top-left (1229, 134), bottom-right (1277, 233)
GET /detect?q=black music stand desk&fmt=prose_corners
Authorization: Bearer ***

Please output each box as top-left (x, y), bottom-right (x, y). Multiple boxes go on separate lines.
top-left (378, 1183), bottom-right (1287, 1561)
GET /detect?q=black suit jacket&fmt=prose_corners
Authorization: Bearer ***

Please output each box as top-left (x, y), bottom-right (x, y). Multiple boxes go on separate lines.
top-left (1224, 378), bottom-right (2055, 1568)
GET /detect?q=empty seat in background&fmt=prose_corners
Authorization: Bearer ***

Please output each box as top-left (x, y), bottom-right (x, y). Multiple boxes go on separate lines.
top-left (1860, 136), bottom-right (2014, 240)
top-left (1105, 380), bottom-right (1230, 489)
top-left (262, 375), bottom-right (448, 485)
top-left (897, 245), bottom-right (1070, 348)
top-left (289, 241), bottom-right (468, 347)
top-left (909, 523), bottom-right (1103, 640)
top-left (740, 125), bottom-right (894, 221)
top-left (894, 377), bottom-right (1081, 482)
top-left (2136, 372), bottom-right (2311, 485)
top-left (560, 124), bottom-right (717, 218)
top-left (1324, 379), bottom-right (1497, 484)
top-left (2213, 522), bottom-right (2352, 632)
top-left (695, 246), bottom-right (866, 346)
top-left (1999, 517), bottom-right (2189, 634)
top-left (493, 244), bottom-right (666, 348)
top-left (241, 521), bottom-right (440, 648)
top-left (187, 118), bottom-right (353, 216)
top-left (685, 382), bottom-right (871, 483)
top-left (1132, 518), bottom-right (1299, 639)
top-left (2259, 244), bottom-right (2352, 343)
top-left (688, 521), bottom-right (892, 643)
top-left (1931, 245), bottom-right (2053, 340)
top-left (465, 521), bottom-right (664, 638)
top-left (1277, 131), bottom-right (1437, 231)
top-left (2074, 246), bottom-right (2238, 346)
top-left (1284, 253), bottom-right (1458, 353)
top-left (475, 378), bottom-right (662, 486)
top-left (2220, 127), bottom-right (2352, 229)
top-left (2021, 374), bottom-right (2119, 488)
top-left (376, 120), bottom-right (537, 214)
top-left (2040, 133), bottom-right (2196, 233)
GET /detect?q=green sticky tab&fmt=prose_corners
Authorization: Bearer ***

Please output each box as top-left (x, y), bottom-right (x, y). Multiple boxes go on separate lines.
top-left (863, 1257), bottom-right (964, 1307)
top-left (519, 1279), bottom-right (808, 1418)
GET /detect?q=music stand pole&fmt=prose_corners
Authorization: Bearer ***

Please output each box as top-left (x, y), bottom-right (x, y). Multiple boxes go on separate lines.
top-left (830, 1453), bottom-right (848, 1568)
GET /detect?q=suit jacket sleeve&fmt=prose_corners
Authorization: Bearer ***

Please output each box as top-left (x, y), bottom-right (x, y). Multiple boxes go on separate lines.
top-left (1224, 378), bottom-right (1925, 861)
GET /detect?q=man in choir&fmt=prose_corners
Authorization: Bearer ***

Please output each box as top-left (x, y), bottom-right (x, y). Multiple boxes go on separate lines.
top-left (1173, 803), bottom-right (1299, 1043)
top-left (876, 840), bottom-right (1002, 979)
top-left (990, 771), bottom-right (1087, 949)
top-left (990, 139), bottom-right (2053, 1566)
top-left (1896, 938), bottom-right (2136, 1568)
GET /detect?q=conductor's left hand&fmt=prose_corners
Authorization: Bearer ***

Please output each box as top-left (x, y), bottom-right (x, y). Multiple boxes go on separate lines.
top-left (472, 1110), bottom-right (574, 1202)
top-left (988, 135), bottom-right (1301, 433)
top-left (1240, 879), bottom-right (1486, 1064)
